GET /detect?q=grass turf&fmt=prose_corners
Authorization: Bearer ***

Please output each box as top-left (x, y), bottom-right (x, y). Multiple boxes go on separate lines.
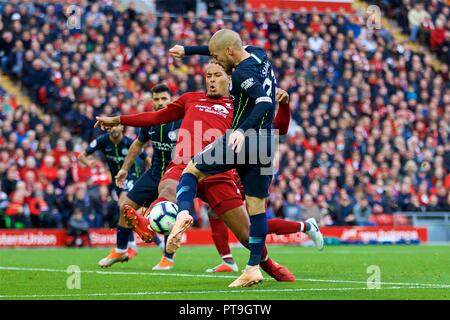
top-left (0, 245), bottom-right (449, 300)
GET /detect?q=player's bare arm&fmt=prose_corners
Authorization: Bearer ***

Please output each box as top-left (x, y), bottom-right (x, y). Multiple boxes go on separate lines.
top-left (77, 152), bottom-right (96, 168)
top-left (116, 139), bottom-right (145, 188)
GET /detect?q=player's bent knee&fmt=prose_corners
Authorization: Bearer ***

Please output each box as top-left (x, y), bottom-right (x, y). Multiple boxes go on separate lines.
top-left (245, 196), bottom-right (267, 215)
top-left (119, 196), bottom-right (139, 212)
top-left (158, 182), bottom-right (177, 202)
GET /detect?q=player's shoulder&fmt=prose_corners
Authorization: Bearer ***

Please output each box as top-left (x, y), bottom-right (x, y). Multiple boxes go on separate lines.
top-left (89, 133), bottom-right (109, 149)
top-left (244, 45), bottom-right (267, 58)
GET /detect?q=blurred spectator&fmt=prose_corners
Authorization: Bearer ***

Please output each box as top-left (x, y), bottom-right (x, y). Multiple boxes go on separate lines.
top-left (301, 194), bottom-right (322, 221)
top-left (67, 208), bottom-right (91, 247)
top-left (408, 3), bottom-right (430, 42)
top-left (282, 192), bottom-right (303, 221)
top-left (353, 196), bottom-right (375, 226)
top-left (91, 185), bottom-right (118, 228)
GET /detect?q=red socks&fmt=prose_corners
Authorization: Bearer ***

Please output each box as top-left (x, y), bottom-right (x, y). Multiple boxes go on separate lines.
top-left (267, 218), bottom-right (303, 234)
top-left (209, 217), bottom-right (231, 257)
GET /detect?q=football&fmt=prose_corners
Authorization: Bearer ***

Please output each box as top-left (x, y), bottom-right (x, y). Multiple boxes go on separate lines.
top-left (148, 201), bottom-right (178, 235)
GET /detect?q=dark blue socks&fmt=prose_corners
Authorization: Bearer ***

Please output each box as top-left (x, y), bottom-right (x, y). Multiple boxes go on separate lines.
top-left (176, 173), bottom-right (198, 213)
top-left (153, 233), bottom-right (162, 246)
top-left (247, 213), bottom-right (268, 266)
top-left (128, 231), bottom-right (134, 242)
top-left (163, 235), bottom-right (174, 259)
top-left (117, 226), bottom-right (131, 250)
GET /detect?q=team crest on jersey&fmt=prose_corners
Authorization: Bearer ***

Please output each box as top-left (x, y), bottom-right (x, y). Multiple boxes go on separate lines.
top-left (211, 104), bottom-right (229, 114)
top-left (168, 130), bottom-right (177, 141)
top-left (122, 148), bottom-right (128, 156)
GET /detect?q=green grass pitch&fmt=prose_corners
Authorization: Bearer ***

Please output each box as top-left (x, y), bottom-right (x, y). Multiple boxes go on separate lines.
top-left (0, 245), bottom-right (449, 300)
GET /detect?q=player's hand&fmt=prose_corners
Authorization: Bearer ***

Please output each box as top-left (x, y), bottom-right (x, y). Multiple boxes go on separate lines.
top-left (169, 45), bottom-right (185, 58)
top-left (276, 88), bottom-right (289, 104)
top-left (94, 116), bottom-right (120, 130)
top-left (115, 169), bottom-right (128, 189)
top-left (228, 130), bottom-right (245, 154)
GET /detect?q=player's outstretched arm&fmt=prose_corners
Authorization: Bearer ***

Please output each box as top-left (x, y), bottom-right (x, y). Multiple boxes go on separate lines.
top-left (169, 44), bottom-right (210, 58)
top-left (77, 152), bottom-right (96, 168)
top-left (95, 101), bottom-right (185, 129)
top-left (119, 101), bottom-right (185, 127)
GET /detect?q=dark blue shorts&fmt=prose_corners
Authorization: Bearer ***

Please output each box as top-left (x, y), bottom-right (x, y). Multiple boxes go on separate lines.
top-left (193, 131), bottom-right (275, 198)
top-left (126, 169), bottom-right (161, 208)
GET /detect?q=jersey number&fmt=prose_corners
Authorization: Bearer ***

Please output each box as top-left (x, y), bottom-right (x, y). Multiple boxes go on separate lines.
top-left (263, 78), bottom-right (273, 96)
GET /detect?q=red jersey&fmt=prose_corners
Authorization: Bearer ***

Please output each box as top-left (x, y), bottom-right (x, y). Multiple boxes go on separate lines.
top-left (121, 92), bottom-right (234, 163)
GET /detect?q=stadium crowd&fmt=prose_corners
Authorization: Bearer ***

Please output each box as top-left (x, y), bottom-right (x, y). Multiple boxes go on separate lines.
top-left (0, 0), bottom-right (449, 229)
top-left (368, 0), bottom-right (449, 64)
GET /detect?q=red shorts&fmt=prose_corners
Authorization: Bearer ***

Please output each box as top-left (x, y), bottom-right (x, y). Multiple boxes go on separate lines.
top-left (161, 161), bottom-right (244, 215)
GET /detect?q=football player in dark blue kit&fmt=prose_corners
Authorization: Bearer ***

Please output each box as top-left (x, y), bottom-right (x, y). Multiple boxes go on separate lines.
top-left (167, 29), bottom-right (323, 287)
top-left (107, 84), bottom-right (180, 268)
top-left (78, 121), bottom-right (149, 267)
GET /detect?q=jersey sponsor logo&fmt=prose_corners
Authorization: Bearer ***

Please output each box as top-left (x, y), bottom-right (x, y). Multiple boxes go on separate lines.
top-left (152, 141), bottom-right (176, 152)
top-left (194, 103), bottom-right (230, 119)
top-left (241, 77), bottom-right (255, 90)
top-left (89, 140), bottom-right (97, 148)
top-left (105, 154), bottom-right (126, 163)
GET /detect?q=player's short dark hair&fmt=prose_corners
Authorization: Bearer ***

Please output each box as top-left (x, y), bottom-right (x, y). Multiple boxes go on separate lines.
top-left (151, 84), bottom-right (171, 95)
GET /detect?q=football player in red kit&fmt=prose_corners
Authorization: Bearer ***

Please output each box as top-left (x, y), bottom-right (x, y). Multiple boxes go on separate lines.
top-left (95, 62), bottom-right (319, 281)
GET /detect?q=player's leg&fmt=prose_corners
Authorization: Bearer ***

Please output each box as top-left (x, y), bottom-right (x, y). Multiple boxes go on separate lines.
top-left (119, 191), bottom-right (138, 258)
top-left (165, 161), bottom-right (209, 253)
top-left (151, 177), bottom-right (179, 270)
top-left (226, 162), bottom-right (272, 287)
top-left (121, 170), bottom-right (161, 243)
top-left (212, 198), bottom-right (295, 282)
top-left (97, 189), bottom-right (141, 267)
top-left (168, 135), bottom-right (234, 254)
top-left (206, 214), bottom-right (239, 272)
top-left (268, 218), bottom-right (324, 251)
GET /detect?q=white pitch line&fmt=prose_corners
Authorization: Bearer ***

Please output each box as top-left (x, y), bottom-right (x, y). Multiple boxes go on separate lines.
top-left (1, 266), bottom-right (450, 289)
top-left (0, 286), bottom-right (449, 299)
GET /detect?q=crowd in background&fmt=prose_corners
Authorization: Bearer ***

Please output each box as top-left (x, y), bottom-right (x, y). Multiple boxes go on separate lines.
top-left (369, 0), bottom-right (449, 64)
top-left (0, 0), bottom-right (449, 229)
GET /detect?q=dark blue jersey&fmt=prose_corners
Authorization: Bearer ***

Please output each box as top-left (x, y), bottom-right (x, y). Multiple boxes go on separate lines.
top-left (138, 120), bottom-right (181, 178)
top-left (230, 46), bottom-right (277, 132)
top-left (86, 134), bottom-right (146, 179)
